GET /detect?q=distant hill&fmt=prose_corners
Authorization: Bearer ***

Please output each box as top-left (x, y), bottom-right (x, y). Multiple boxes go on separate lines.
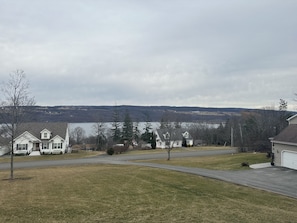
top-left (24, 105), bottom-right (251, 123)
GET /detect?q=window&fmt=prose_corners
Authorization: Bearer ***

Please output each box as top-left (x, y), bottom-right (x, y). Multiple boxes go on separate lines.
top-left (43, 143), bottom-right (49, 149)
top-left (164, 132), bottom-right (170, 140)
top-left (44, 133), bottom-right (48, 138)
top-left (17, 144), bottom-right (27, 150)
top-left (53, 143), bottom-right (62, 149)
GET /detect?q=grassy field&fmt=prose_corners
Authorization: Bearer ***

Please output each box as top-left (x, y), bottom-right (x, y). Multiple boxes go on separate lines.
top-left (0, 150), bottom-right (104, 163)
top-left (125, 146), bottom-right (233, 155)
top-left (0, 165), bottom-right (296, 223)
top-left (0, 146), bottom-right (233, 163)
top-left (138, 152), bottom-right (270, 170)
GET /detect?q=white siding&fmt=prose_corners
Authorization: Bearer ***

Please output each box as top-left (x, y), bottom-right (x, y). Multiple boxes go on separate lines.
top-left (272, 143), bottom-right (297, 167)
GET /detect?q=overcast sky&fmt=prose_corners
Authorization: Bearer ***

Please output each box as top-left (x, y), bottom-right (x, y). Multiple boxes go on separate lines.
top-left (1, 0), bottom-right (297, 109)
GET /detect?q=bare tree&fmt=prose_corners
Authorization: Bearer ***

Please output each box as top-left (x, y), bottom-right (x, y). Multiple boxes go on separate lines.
top-left (160, 112), bottom-right (177, 160)
top-left (159, 120), bottom-right (179, 160)
top-left (164, 125), bottom-right (178, 161)
top-left (0, 70), bottom-right (35, 180)
top-left (92, 122), bottom-right (106, 150)
top-left (70, 126), bottom-right (86, 145)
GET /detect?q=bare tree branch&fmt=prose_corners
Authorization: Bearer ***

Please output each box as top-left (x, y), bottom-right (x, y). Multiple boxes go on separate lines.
top-left (0, 70), bottom-right (35, 180)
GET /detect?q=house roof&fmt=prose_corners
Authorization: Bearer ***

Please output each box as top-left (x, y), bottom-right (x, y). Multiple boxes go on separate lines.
top-left (156, 128), bottom-right (193, 141)
top-left (287, 114), bottom-right (297, 122)
top-left (16, 122), bottom-right (68, 140)
top-left (271, 124), bottom-right (297, 144)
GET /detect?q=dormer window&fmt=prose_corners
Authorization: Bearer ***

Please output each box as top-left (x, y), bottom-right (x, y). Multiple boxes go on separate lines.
top-left (183, 132), bottom-right (189, 138)
top-left (40, 129), bottom-right (51, 140)
top-left (163, 132), bottom-right (170, 140)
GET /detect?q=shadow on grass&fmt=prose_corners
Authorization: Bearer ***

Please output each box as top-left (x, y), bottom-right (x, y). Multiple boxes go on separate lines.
top-left (2, 177), bottom-right (33, 181)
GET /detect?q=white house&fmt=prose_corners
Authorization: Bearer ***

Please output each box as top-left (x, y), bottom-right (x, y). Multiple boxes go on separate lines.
top-left (270, 114), bottom-right (297, 170)
top-left (14, 122), bottom-right (70, 155)
top-left (155, 129), bottom-right (193, 149)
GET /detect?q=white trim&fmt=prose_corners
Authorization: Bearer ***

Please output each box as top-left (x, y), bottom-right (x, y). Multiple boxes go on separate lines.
top-left (287, 114), bottom-right (297, 122)
top-left (50, 135), bottom-right (64, 141)
top-left (14, 131), bottom-right (41, 142)
top-left (281, 150), bottom-right (297, 170)
top-left (271, 140), bottom-right (297, 147)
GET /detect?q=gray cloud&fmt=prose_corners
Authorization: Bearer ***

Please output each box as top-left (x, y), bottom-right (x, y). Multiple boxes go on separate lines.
top-left (1, 0), bottom-right (297, 109)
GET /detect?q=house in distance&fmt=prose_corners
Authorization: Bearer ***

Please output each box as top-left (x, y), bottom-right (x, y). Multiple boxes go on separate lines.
top-left (14, 122), bottom-right (70, 155)
top-left (155, 129), bottom-right (193, 149)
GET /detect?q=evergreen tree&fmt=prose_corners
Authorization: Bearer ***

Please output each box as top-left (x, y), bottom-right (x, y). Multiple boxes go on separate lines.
top-left (160, 112), bottom-right (171, 129)
top-left (133, 121), bottom-right (141, 144)
top-left (122, 110), bottom-right (133, 144)
top-left (141, 113), bottom-right (152, 143)
top-left (150, 132), bottom-right (157, 149)
top-left (111, 106), bottom-right (121, 143)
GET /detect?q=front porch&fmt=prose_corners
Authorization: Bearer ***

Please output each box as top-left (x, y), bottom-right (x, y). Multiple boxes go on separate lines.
top-left (29, 151), bottom-right (41, 156)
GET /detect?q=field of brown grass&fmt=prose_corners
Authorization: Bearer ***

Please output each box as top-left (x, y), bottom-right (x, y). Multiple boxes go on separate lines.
top-left (0, 164), bottom-right (296, 223)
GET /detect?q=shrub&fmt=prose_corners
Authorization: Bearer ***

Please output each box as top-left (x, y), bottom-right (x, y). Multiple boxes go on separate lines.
top-left (241, 162), bottom-right (249, 167)
top-left (107, 147), bottom-right (114, 155)
top-left (113, 145), bottom-right (128, 154)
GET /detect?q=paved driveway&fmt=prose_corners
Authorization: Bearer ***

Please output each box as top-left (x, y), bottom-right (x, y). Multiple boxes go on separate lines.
top-left (1, 148), bottom-right (296, 199)
top-left (132, 162), bottom-right (297, 199)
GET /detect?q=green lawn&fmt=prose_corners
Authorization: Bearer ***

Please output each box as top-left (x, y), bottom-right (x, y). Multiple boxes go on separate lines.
top-left (138, 152), bottom-right (270, 170)
top-left (0, 165), bottom-right (296, 223)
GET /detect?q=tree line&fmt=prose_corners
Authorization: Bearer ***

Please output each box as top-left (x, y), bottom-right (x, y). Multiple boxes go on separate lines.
top-left (70, 99), bottom-right (291, 152)
top-left (70, 109), bottom-right (157, 151)
top-left (189, 99), bottom-right (291, 151)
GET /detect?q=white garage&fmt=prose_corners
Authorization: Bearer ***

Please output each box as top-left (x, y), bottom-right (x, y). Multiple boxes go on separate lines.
top-left (270, 115), bottom-right (297, 169)
top-left (282, 151), bottom-right (297, 170)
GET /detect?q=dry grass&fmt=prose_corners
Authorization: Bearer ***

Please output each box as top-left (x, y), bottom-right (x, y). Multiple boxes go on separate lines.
top-left (0, 164), bottom-right (296, 223)
top-left (0, 150), bottom-right (103, 163)
top-left (125, 146), bottom-right (233, 155)
top-left (0, 146), bottom-right (232, 163)
top-left (138, 152), bottom-right (270, 170)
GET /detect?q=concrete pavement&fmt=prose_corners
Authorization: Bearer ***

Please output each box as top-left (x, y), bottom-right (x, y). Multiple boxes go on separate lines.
top-left (133, 162), bottom-right (297, 199)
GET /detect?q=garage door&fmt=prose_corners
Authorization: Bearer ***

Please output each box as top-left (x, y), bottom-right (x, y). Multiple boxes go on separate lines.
top-left (282, 151), bottom-right (297, 170)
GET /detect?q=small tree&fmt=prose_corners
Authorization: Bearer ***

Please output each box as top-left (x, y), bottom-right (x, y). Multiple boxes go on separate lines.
top-left (133, 121), bottom-right (141, 146)
top-left (141, 113), bottom-right (152, 143)
top-left (150, 132), bottom-right (157, 149)
top-left (0, 70), bottom-right (35, 180)
top-left (111, 106), bottom-right (121, 143)
top-left (70, 126), bottom-right (86, 145)
top-left (122, 110), bottom-right (133, 145)
top-left (92, 122), bottom-right (106, 150)
top-left (161, 122), bottom-right (177, 160)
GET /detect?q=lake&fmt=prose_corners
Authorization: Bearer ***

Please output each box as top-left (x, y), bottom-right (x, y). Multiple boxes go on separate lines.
top-left (69, 122), bottom-right (220, 136)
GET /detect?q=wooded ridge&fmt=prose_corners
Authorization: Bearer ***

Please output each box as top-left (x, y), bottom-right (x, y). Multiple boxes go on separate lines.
top-left (22, 105), bottom-right (254, 123)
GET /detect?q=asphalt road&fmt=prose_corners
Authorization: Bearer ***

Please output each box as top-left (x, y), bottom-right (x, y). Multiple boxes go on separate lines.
top-left (0, 148), bottom-right (238, 170)
top-left (1, 148), bottom-right (296, 199)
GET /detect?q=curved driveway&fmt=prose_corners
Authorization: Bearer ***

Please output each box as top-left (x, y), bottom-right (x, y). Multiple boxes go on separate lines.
top-left (1, 148), bottom-right (296, 199)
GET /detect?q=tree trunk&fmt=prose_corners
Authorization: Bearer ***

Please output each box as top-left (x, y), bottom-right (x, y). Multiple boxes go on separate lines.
top-left (167, 149), bottom-right (171, 161)
top-left (10, 142), bottom-right (14, 180)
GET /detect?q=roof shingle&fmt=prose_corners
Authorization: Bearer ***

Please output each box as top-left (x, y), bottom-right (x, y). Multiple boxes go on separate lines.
top-left (272, 124), bottom-right (297, 144)
top-left (16, 122), bottom-right (68, 139)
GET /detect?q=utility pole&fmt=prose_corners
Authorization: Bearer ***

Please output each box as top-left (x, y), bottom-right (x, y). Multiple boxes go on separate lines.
top-left (231, 127), bottom-right (234, 147)
top-left (239, 124), bottom-right (243, 145)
